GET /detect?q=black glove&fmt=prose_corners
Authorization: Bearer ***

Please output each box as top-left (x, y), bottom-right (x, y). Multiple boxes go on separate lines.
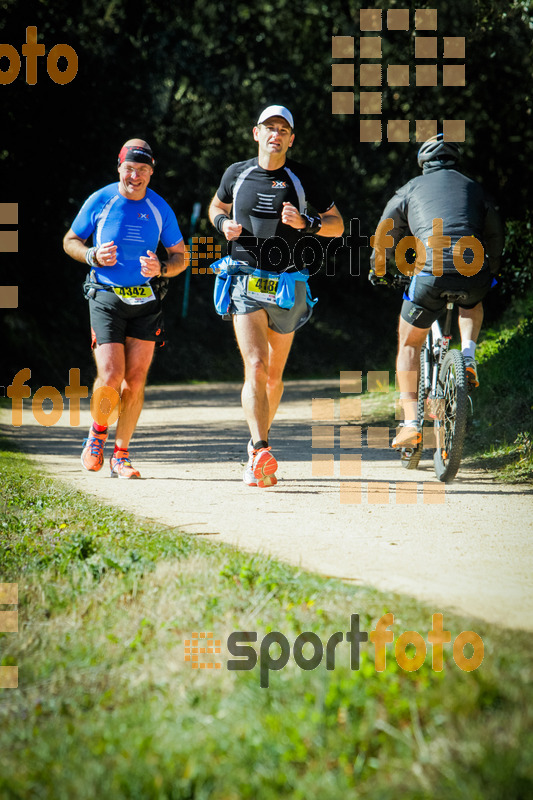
top-left (368, 269), bottom-right (387, 286)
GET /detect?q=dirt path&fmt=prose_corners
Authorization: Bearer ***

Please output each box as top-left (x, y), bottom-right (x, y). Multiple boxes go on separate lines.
top-left (4, 380), bottom-right (532, 631)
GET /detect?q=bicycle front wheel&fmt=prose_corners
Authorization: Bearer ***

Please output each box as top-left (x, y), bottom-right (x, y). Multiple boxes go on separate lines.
top-left (433, 350), bottom-right (468, 482)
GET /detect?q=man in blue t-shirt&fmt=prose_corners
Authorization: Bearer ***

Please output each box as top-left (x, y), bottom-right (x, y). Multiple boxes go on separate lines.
top-left (208, 105), bottom-right (344, 487)
top-left (63, 138), bottom-right (186, 478)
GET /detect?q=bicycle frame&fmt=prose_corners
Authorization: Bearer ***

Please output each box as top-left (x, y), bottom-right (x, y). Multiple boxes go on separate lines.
top-left (421, 300), bottom-right (455, 405)
top-left (377, 273), bottom-right (472, 481)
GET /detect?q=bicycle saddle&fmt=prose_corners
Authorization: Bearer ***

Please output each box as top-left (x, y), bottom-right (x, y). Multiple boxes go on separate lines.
top-left (439, 290), bottom-right (469, 303)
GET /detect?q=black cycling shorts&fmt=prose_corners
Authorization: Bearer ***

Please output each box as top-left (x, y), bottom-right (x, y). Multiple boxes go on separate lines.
top-left (401, 270), bottom-right (493, 329)
top-left (88, 289), bottom-right (164, 347)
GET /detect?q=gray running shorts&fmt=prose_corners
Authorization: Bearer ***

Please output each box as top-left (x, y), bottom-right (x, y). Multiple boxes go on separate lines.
top-left (227, 275), bottom-right (313, 334)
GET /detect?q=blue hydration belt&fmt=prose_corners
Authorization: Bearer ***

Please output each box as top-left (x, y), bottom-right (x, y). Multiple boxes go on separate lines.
top-left (210, 257), bottom-right (317, 316)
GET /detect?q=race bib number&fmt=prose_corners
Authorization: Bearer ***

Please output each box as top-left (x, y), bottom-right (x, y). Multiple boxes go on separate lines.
top-left (246, 274), bottom-right (279, 305)
top-left (112, 285), bottom-right (155, 305)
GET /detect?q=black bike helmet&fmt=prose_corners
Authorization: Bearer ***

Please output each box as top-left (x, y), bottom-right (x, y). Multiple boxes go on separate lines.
top-left (417, 133), bottom-right (461, 168)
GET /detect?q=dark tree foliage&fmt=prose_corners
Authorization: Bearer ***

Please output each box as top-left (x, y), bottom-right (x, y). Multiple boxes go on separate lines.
top-left (1, 0), bottom-right (531, 386)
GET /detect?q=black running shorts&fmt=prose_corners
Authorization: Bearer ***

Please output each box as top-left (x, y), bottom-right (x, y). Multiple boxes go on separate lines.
top-left (88, 289), bottom-right (164, 347)
top-left (401, 270), bottom-right (493, 329)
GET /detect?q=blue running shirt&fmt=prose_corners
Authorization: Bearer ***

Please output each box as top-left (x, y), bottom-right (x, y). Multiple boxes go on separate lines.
top-left (71, 183), bottom-right (183, 287)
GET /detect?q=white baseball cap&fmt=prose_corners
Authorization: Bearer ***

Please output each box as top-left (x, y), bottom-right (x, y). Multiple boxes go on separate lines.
top-left (257, 105), bottom-right (294, 129)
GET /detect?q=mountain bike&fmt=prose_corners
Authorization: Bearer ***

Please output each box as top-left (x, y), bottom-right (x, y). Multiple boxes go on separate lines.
top-left (377, 273), bottom-right (472, 483)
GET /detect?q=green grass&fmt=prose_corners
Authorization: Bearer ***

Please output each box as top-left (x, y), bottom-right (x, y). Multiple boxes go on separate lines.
top-left (1, 443), bottom-right (532, 799)
top-left (465, 292), bottom-right (533, 482)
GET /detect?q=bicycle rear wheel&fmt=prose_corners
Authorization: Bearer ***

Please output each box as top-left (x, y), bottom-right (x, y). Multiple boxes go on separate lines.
top-left (400, 348), bottom-right (427, 470)
top-left (433, 349), bottom-right (468, 482)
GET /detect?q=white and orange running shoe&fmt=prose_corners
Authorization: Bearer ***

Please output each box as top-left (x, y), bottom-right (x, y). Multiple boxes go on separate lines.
top-left (81, 428), bottom-right (108, 472)
top-left (110, 451), bottom-right (141, 479)
top-left (243, 440), bottom-right (278, 487)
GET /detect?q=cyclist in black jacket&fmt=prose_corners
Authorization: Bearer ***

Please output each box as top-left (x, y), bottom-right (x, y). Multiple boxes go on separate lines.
top-left (370, 134), bottom-right (504, 448)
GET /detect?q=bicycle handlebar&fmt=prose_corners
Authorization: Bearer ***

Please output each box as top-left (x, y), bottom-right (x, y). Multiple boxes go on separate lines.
top-left (369, 271), bottom-right (412, 289)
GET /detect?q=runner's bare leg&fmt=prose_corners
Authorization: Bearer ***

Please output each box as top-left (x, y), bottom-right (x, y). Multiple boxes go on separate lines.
top-left (458, 302), bottom-right (483, 342)
top-left (396, 317), bottom-right (429, 422)
top-left (115, 337), bottom-right (155, 449)
top-left (234, 311), bottom-right (294, 444)
top-left (266, 326), bottom-right (295, 427)
top-left (93, 338), bottom-right (154, 450)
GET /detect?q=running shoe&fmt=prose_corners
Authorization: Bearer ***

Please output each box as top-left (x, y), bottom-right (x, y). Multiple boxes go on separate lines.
top-left (251, 446), bottom-right (278, 488)
top-left (392, 423), bottom-right (422, 449)
top-left (242, 439), bottom-right (257, 486)
top-left (464, 356), bottom-right (479, 388)
top-left (110, 451), bottom-right (141, 479)
top-left (81, 428), bottom-right (108, 472)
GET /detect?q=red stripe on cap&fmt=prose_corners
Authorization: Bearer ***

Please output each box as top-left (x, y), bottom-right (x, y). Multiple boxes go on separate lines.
top-left (118, 145), bottom-right (154, 165)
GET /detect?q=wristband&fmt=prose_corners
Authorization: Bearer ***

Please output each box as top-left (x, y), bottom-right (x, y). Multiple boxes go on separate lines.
top-left (301, 213), bottom-right (322, 234)
top-left (214, 214), bottom-right (229, 235)
top-left (160, 263), bottom-right (167, 277)
top-left (85, 247), bottom-right (99, 267)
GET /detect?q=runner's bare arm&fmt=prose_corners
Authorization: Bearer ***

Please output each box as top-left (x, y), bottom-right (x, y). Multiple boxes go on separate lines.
top-left (63, 229), bottom-right (117, 266)
top-left (208, 193), bottom-right (242, 241)
top-left (140, 241), bottom-right (186, 279)
top-left (281, 202), bottom-right (344, 237)
top-left (317, 204), bottom-right (344, 237)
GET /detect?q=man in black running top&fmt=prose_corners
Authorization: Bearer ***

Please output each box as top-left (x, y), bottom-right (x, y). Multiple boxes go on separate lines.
top-left (209, 105), bottom-right (343, 487)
